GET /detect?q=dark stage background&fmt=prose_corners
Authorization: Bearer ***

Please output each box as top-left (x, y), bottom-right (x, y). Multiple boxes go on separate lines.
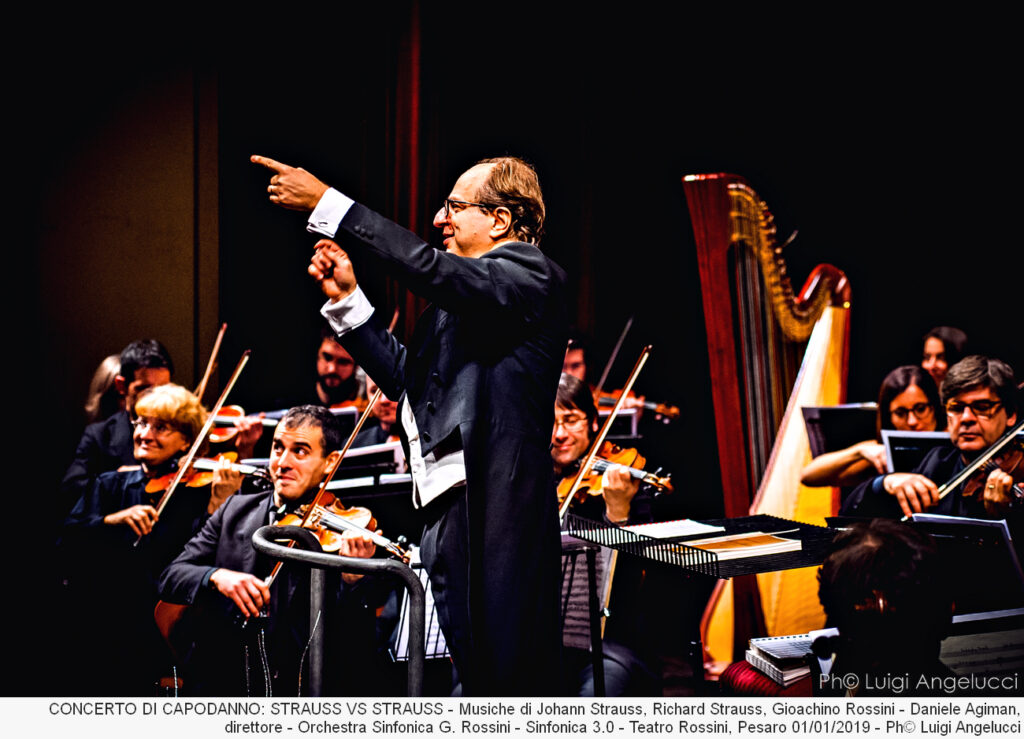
top-left (13, 9), bottom-right (1022, 694)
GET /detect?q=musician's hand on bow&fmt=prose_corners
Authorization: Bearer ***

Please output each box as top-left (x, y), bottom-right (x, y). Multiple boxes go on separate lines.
top-left (309, 239), bottom-right (358, 301)
top-left (209, 457), bottom-right (243, 514)
top-left (337, 531), bottom-right (378, 584)
top-left (251, 155), bottom-right (328, 212)
top-left (104, 504), bottom-right (159, 536)
top-left (602, 467), bottom-right (641, 523)
top-left (209, 568), bottom-right (271, 617)
top-left (982, 468), bottom-right (1015, 516)
top-left (855, 440), bottom-right (889, 475)
top-left (883, 472), bottom-right (939, 517)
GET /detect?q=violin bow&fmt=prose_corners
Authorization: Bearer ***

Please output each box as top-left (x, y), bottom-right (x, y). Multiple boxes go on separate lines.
top-left (194, 323), bottom-right (228, 403)
top-left (155, 351), bottom-right (250, 517)
top-left (559, 345), bottom-right (651, 525)
top-left (593, 315), bottom-right (633, 400)
top-left (933, 417), bottom-right (1024, 503)
top-left (135, 350), bottom-right (251, 545)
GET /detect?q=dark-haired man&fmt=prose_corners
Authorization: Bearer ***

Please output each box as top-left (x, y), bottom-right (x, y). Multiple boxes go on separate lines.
top-left (843, 355), bottom-right (1021, 520)
top-left (253, 154), bottom-right (566, 696)
top-left (60, 339), bottom-right (175, 516)
top-left (314, 325), bottom-right (362, 407)
top-left (159, 405), bottom-right (378, 696)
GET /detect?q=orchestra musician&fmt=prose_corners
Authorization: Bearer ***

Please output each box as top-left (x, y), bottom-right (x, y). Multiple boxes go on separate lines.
top-left (158, 405), bottom-right (379, 696)
top-left (253, 153), bottom-right (566, 696)
top-left (842, 355), bottom-right (1021, 524)
top-left (553, 372), bottom-right (647, 524)
top-left (314, 323), bottom-right (364, 407)
top-left (59, 383), bottom-right (235, 695)
top-left (815, 519), bottom-right (955, 696)
top-left (801, 366), bottom-right (943, 490)
top-left (60, 339), bottom-right (174, 517)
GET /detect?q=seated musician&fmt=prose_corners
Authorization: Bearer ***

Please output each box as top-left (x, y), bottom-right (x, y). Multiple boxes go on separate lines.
top-left (61, 339), bottom-right (261, 519)
top-left (60, 383), bottom-right (236, 695)
top-left (842, 355), bottom-right (1020, 523)
top-left (314, 323), bottom-right (364, 407)
top-left (352, 375), bottom-right (400, 447)
top-left (158, 405), bottom-right (380, 696)
top-left (553, 372), bottom-right (647, 524)
top-left (801, 366), bottom-right (943, 489)
top-left (60, 339), bottom-right (174, 517)
top-left (562, 331), bottom-right (590, 382)
top-left (815, 519), bottom-right (954, 696)
top-left (552, 372), bottom-right (662, 695)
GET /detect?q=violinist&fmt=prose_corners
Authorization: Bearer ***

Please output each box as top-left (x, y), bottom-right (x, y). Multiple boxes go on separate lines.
top-left (158, 405), bottom-right (379, 696)
top-left (59, 339), bottom-right (174, 518)
top-left (59, 383), bottom-right (234, 695)
top-left (552, 372), bottom-right (663, 695)
top-left (843, 356), bottom-right (1021, 524)
top-left (553, 372), bottom-right (649, 525)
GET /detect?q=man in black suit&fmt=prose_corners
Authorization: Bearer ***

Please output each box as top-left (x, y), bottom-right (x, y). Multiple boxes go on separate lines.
top-left (253, 154), bottom-right (566, 695)
top-left (159, 405), bottom-right (378, 695)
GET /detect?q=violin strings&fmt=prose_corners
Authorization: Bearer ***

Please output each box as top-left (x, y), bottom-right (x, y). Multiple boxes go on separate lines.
top-left (297, 609), bottom-right (324, 697)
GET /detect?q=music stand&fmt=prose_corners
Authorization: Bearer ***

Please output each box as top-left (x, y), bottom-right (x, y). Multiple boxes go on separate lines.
top-left (801, 403), bottom-right (878, 458)
top-left (880, 430), bottom-right (953, 473)
top-left (908, 514), bottom-right (1024, 615)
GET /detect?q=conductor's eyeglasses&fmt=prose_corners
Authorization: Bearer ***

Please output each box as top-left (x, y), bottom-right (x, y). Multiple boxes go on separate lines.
top-left (945, 399), bottom-right (1002, 418)
top-left (442, 198), bottom-right (496, 217)
top-left (890, 403), bottom-right (934, 421)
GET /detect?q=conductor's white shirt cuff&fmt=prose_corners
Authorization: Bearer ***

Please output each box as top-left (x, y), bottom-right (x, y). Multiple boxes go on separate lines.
top-left (320, 286), bottom-right (374, 337)
top-left (307, 188), bottom-right (354, 237)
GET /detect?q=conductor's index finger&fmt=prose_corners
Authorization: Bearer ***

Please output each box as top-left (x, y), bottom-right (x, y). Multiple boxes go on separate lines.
top-left (251, 154), bottom-right (290, 172)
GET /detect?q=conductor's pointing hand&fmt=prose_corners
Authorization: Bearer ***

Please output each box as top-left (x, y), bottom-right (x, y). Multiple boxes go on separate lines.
top-left (251, 155), bottom-right (329, 212)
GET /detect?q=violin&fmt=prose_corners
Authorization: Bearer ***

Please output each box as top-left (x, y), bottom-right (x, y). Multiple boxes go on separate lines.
top-left (143, 452), bottom-right (231, 494)
top-left (274, 490), bottom-right (406, 559)
top-left (596, 389), bottom-right (680, 422)
top-left (931, 418), bottom-right (1024, 510)
top-left (209, 405), bottom-right (278, 444)
top-left (959, 430), bottom-right (1024, 504)
top-left (556, 441), bottom-right (672, 504)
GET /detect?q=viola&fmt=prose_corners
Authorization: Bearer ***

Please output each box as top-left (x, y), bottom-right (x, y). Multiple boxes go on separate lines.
top-left (556, 441), bottom-right (673, 505)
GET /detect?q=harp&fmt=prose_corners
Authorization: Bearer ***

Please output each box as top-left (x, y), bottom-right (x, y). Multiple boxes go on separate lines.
top-left (683, 173), bottom-right (852, 671)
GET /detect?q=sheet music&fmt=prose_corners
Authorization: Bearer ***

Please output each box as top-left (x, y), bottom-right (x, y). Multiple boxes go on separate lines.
top-left (619, 519), bottom-right (725, 540)
top-left (391, 554), bottom-right (449, 662)
top-left (560, 539), bottom-right (615, 651)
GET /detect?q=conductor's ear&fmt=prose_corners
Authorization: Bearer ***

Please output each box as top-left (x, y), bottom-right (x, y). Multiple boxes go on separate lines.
top-left (489, 206), bottom-right (513, 240)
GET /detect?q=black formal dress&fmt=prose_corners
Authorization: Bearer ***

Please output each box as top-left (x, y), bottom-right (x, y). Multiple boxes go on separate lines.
top-left (327, 202), bottom-right (567, 695)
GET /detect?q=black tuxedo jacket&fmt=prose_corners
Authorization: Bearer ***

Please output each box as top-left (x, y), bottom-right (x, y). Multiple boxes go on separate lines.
top-left (332, 202), bottom-right (567, 694)
top-left (60, 411), bottom-right (135, 517)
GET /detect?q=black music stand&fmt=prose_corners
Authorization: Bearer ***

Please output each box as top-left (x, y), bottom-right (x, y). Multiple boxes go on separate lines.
top-left (907, 514), bottom-right (1024, 615)
top-left (802, 404), bottom-right (878, 458)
